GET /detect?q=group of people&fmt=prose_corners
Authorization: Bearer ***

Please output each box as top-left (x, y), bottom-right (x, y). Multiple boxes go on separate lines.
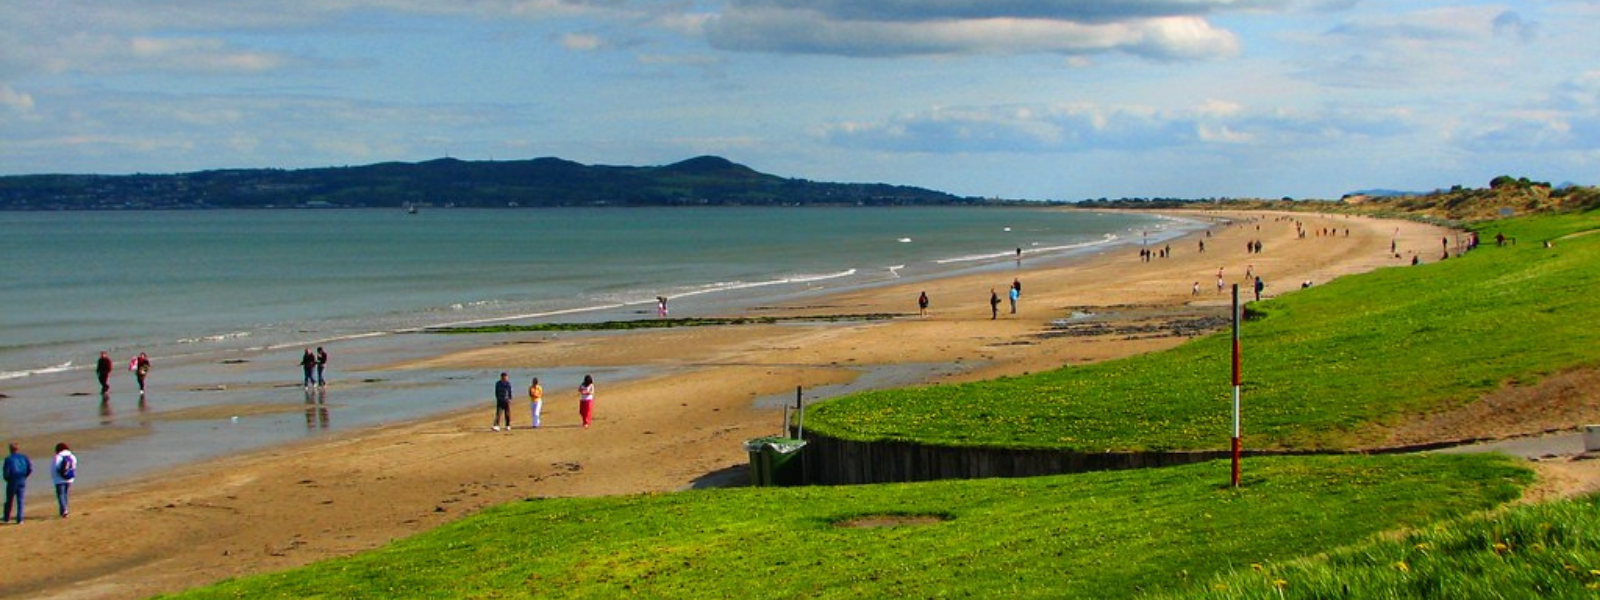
top-left (913, 277), bottom-right (1023, 321)
top-left (492, 373), bottom-right (596, 431)
top-left (299, 347), bottom-right (329, 388)
top-left (94, 351), bottom-right (151, 395)
top-left (984, 278), bottom-right (1023, 319)
top-left (3, 442), bottom-right (77, 524)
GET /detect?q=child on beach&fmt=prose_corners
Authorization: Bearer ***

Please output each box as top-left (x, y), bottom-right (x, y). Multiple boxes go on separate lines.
top-left (528, 377), bottom-right (543, 429)
top-left (578, 375), bottom-right (596, 428)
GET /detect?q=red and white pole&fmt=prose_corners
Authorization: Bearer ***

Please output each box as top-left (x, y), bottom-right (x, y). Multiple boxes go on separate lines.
top-left (1231, 284), bottom-right (1242, 488)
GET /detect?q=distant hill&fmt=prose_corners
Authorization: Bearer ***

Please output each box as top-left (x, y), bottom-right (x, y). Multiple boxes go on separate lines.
top-left (0, 156), bottom-right (977, 210)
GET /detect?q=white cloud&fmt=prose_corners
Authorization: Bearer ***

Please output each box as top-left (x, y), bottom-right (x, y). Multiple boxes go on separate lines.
top-left (0, 84), bottom-right (35, 112)
top-left (821, 101), bottom-right (1413, 154)
top-left (723, 0), bottom-right (1276, 22)
top-left (561, 33), bottom-right (606, 50)
top-left (706, 9), bottom-right (1239, 58)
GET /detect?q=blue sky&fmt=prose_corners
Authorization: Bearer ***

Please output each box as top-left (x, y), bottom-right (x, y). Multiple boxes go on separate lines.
top-left (2, 1), bottom-right (1596, 199)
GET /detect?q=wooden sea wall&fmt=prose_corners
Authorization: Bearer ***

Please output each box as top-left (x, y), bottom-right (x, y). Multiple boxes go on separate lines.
top-left (799, 432), bottom-right (1240, 485)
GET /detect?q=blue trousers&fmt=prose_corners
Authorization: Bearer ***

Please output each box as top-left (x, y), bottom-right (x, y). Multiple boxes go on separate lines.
top-left (3, 482), bottom-right (22, 523)
top-left (55, 482), bottom-right (70, 517)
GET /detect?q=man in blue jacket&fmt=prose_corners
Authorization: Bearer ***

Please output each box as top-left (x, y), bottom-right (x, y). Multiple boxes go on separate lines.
top-left (3, 442), bottom-right (32, 524)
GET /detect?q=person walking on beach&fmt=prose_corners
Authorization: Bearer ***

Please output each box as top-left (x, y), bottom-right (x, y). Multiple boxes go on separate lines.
top-left (492, 372), bottom-right (513, 432)
top-left (917, 291), bottom-right (929, 317)
top-left (96, 351), bottom-right (113, 394)
top-left (578, 375), bottom-right (596, 428)
top-left (989, 289), bottom-right (1000, 320)
top-left (1008, 284), bottom-right (1020, 314)
top-left (315, 347), bottom-right (329, 387)
top-left (3, 443), bottom-right (31, 524)
top-left (528, 377), bottom-right (544, 429)
top-left (132, 352), bottom-right (151, 395)
top-left (51, 443), bottom-right (75, 518)
top-left (1253, 276), bottom-right (1265, 302)
top-left (657, 296), bottom-right (669, 318)
top-left (300, 349), bottom-right (317, 389)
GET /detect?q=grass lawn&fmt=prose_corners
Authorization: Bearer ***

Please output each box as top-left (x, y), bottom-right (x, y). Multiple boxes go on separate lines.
top-left (1155, 490), bottom-right (1600, 600)
top-left (160, 454), bottom-right (1529, 600)
top-left (805, 212), bottom-right (1600, 451)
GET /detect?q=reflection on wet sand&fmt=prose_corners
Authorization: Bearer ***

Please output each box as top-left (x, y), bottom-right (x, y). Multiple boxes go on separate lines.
top-left (305, 387), bottom-right (330, 431)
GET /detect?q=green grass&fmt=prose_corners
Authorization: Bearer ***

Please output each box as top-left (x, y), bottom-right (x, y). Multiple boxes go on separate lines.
top-left (806, 212), bottom-right (1600, 451)
top-left (1151, 490), bottom-right (1600, 600)
top-left (160, 454), bottom-right (1529, 600)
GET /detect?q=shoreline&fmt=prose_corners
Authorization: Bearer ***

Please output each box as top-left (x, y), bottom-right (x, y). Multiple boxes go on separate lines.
top-left (1, 210), bottom-right (1458, 600)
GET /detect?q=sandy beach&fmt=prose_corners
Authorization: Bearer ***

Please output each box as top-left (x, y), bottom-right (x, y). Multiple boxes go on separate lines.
top-left (3, 210), bottom-right (1558, 600)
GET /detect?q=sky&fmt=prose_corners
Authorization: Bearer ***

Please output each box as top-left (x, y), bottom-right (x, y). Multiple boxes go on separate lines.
top-left (2, 1), bottom-right (1597, 200)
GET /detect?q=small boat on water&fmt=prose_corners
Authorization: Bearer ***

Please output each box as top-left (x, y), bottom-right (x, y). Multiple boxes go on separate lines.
top-left (406, 204), bottom-right (419, 215)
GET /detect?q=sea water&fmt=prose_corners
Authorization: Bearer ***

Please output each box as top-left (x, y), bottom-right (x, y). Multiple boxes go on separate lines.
top-left (0, 206), bottom-right (1197, 486)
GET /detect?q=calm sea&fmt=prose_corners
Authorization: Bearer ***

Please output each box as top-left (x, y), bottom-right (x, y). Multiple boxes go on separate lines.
top-left (0, 207), bottom-right (1197, 487)
top-left (0, 207), bottom-right (1185, 381)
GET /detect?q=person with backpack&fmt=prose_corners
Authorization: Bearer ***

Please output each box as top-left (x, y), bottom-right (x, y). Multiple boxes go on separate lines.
top-left (52, 442), bottom-right (76, 518)
top-left (3, 443), bottom-right (31, 524)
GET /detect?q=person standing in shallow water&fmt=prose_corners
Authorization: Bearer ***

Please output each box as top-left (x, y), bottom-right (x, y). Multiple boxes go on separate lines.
top-left (492, 372), bottom-right (513, 432)
top-left (96, 351), bottom-right (113, 394)
top-left (315, 347), bottom-right (328, 387)
top-left (578, 375), bottom-right (596, 428)
top-left (300, 349), bottom-right (316, 389)
top-left (132, 352), bottom-right (151, 395)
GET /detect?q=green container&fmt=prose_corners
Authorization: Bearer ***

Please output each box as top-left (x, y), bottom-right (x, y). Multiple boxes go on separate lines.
top-left (743, 437), bottom-right (807, 487)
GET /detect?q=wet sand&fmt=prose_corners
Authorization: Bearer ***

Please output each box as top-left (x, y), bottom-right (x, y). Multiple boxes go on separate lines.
top-left (1, 211), bottom-right (1462, 600)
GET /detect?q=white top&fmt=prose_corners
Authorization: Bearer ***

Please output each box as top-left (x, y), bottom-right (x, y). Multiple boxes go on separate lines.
top-left (52, 450), bottom-right (76, 485)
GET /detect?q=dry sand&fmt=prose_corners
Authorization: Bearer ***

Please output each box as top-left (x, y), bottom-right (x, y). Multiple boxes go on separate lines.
top-left (2, 211), bottom-right (1582, 600)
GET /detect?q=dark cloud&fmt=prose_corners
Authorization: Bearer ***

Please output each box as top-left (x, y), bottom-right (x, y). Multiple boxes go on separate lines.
top-left (1491, 11), bottom-right (1538, 43)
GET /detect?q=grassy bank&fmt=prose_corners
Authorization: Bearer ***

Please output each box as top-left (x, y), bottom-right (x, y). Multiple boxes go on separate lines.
top-left (805, 212), bottom-right (1600, 451)
top-left (1155, 491), bottom-right (1600, 599)
top-left (161, 454), bottom-right (1528, 599)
